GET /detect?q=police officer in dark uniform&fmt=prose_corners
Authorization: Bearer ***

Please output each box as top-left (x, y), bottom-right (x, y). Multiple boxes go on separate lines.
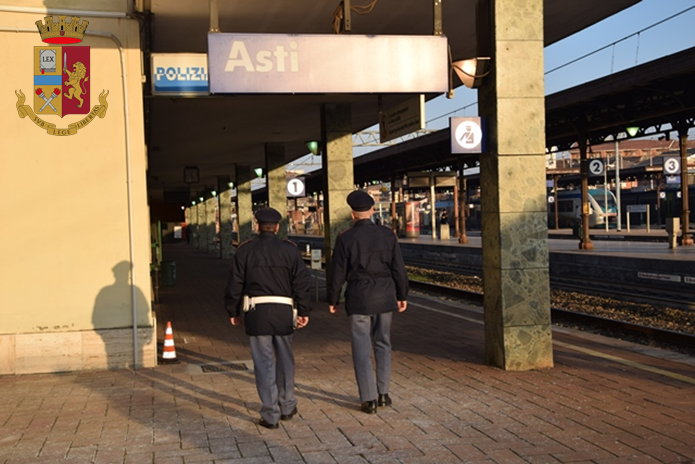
top-left (327, 190), bottom-right (409, 414)
top-left (224, 207), bottom-right (312, 429)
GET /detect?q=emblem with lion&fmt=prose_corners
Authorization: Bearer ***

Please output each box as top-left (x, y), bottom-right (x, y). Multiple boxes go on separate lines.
top-left (63, 62), bottom-right (89, 108)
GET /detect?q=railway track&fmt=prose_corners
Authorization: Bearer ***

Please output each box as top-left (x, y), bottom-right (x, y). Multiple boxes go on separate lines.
top-left (404, 257), bottom-right (695, 311)
top-left (408, 279), bottom-right (695, 355)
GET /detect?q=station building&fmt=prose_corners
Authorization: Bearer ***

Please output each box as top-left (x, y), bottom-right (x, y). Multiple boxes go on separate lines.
top-left (1, 0), bottom-right (642, 374)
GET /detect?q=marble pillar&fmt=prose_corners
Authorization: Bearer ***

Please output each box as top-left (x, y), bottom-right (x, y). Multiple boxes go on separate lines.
top-left (321, 103), bottom-right (354, 270)
top-left (205, 195), bottom-right (217, 254)
top-left (197, 200), bottom-right (207, 250)
top-left (219, 177), bottom-right (234, 259)
top-left (478, 0), bottom-right (553, 370)
top-left (266, 143), bottom-right (288, 239)
top-left (236, 165), bottom-right (254, 244)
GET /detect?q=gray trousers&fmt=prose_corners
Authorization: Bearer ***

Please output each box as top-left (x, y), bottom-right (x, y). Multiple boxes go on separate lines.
top-left (249, 334), bottom-right (297, 424)
top-left (350, 312), bottom-right (393, 403)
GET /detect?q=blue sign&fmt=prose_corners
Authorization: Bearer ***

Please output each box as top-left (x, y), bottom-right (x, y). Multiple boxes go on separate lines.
top-left (151, 53), bottom-right (208, 95)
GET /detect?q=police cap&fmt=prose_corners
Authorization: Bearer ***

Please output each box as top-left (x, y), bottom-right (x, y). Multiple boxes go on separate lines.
top-left (347, 190), bottom-right (374, 212)
top-left (255, 207), bottom-right (282, 224)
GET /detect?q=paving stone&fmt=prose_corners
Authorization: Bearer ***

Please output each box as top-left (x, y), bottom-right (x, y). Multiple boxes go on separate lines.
top-left (1, 243), bottom-right (693, 463)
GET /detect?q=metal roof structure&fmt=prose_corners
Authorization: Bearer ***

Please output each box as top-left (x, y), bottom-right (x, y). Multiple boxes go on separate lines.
top-left (294, 46), bottom-right (695, 195)
top-left (143, 0), bottom-right (640, 202)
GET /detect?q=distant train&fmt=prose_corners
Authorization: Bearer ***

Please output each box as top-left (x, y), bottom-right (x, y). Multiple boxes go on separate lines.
top-left (548, 188), bottom-right (618, 228)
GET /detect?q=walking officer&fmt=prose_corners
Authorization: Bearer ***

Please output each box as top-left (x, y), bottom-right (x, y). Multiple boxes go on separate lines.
top-left (327, 190), bottom-right (409, 414)
top-left (224, 207), bottom-right (312, 429)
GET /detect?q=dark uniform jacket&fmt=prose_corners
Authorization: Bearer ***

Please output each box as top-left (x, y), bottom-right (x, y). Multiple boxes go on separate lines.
top-left (225, 232), bottom-right (312, 336)
top-left (328, 219), bottom-right (409, 315)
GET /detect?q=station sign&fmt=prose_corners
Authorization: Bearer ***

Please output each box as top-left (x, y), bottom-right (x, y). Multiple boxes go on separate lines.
top-left (208, 33), bottom-right (448, 93)
top-left (450, 117), bottom-right (486, 154)
top-left (663, 157), bottom-right (681, 175)
top-left (379, 95), bottom-right (425, 143)
top-left (151, 53), bottom-right (209, 95)
top-left (588, 159), bottom-right (604, 176)
top-left (287, 177), bottom-right (306, 197)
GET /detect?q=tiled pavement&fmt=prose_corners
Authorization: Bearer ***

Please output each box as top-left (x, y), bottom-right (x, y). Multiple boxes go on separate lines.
top-left (1, 242), bottom-right (694, 463)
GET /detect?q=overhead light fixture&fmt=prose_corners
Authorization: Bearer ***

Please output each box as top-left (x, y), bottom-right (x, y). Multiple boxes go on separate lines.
top-left (211, 190), bottom-right (217, 197)
top-left (626, 126), bottom-right (639, 137)
top-left (306, 140), bottom-right (320, 156)
top-left (191, 200), bottom-right (196, 206)
top-left (199, 196), bottom-right (204, 202)
top-left (227, 181), bottom-right (235, 189)
top-left (451, 57), bottom-right (491, 90)
top-left (254, 168), bottom-right (264, 178)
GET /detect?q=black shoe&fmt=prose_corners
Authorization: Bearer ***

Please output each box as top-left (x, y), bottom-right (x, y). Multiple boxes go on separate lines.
top-left (378, 394), bottom-right (392, 407)
top-left (280, 407), bottom-right (298, 421)
top-left (361, 400), bottom-right (377, 414)
top-left (258, 418), bottom-right (278, 429)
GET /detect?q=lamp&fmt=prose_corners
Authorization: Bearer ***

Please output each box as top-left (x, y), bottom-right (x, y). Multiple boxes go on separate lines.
top-left (626, 126), bottom-right (639, 137)
top-left (306, 140), bottom-right (320, 156)
top-left (227, 181), bottom-right (235, 189)
top-left (191, 200), bottom-right (196, 206)
top-left (199, 196), bottom-right (204, 202)
top-left (451, 57), bottom-right (491, 89)
top-left (254, 168), bottom-right (264, 178)
top-left (211, 190), bottom-right (217, 197)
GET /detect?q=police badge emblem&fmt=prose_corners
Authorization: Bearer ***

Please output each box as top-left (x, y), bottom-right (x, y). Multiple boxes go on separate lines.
top-left (15, 15), bottom-right (109, 136)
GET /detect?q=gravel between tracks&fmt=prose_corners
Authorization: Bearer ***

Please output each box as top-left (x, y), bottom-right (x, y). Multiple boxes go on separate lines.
top-left (408, 266), bottom-right (695, 355)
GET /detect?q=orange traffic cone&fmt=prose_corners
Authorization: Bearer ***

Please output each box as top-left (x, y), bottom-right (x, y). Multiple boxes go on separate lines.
top-left (160, 321), bottom-right (180, 364)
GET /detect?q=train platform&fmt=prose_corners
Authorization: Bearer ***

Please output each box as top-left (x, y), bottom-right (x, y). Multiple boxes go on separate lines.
top-left (2, 243), bottom-right (694, 463)
top-left (397, 227), bottom-right (695, 262)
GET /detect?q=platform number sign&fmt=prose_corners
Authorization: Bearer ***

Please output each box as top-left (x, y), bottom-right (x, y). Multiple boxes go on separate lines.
top-left (287, 177), bottom-right (306, 197)
top-left (588, 159), bottom-right (604, 176)
top-left (663, 157), bottom-right (681, 175)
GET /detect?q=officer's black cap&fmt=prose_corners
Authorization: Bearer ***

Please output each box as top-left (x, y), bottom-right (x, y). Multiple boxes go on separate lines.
top-left (255, 207), bottom-right (282, 223)
top-left (347, 190), bottom-right (374, 212)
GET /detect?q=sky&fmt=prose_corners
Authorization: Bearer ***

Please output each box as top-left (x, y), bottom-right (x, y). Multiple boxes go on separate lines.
top-left (424, 0), bottom-right (695, 132)
top-left (285, 0), bottom-right (695, 173)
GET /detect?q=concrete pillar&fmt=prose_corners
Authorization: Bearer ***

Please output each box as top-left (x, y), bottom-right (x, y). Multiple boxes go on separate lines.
top-left (478, 0), bottom-right (553, 370)
top-left (218, 176), bottom-right (234, 259)
top-left (197, 199), bottom-right (207, 250)
top-left (205, 195), bottom-right (217, 253)
top-left (321, 103), bottom-right (354, 269)
top-left (192, 201), bottom-right (202, 248)
top-left (266, 143), bottom-right (288, 239)
top-left (578, 137), bottom-right (594, 250)
top-left (186, 206), bottom-right (196, 245)
top-left (236, 165), bottom-right (254, 244)
top-left (677, 125), bottom-right (693, 246)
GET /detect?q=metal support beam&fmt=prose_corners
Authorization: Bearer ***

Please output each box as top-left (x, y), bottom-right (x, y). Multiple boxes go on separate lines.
top-left (343, 0), bottom-right (351, 32)
top-left (209, 0), bottom-right (219, 33)
top-left (433, 0), bottom-right (442, 36)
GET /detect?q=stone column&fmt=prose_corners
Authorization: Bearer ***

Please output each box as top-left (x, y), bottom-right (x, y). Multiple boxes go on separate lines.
top-left (478, 0), bottom-right (553, 370)
top-left (218, 176), bottom-right (234, 259)
top-left (186, 205), bottom-right (196, 246)
top-left (205, 195), bottom-right (217, 254)
top-left (677, 124), bottom-right (693, 245)
top-left (236, 165), bottom-right (254, 244)
top-left (321, 103), bottom-right (354, 270)
top-left (197, 198), bottom-right (207, 250)
top-left (192, 204), bottom-right (201, 248)
top-left (266, 143), bottom-right (288, 239)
